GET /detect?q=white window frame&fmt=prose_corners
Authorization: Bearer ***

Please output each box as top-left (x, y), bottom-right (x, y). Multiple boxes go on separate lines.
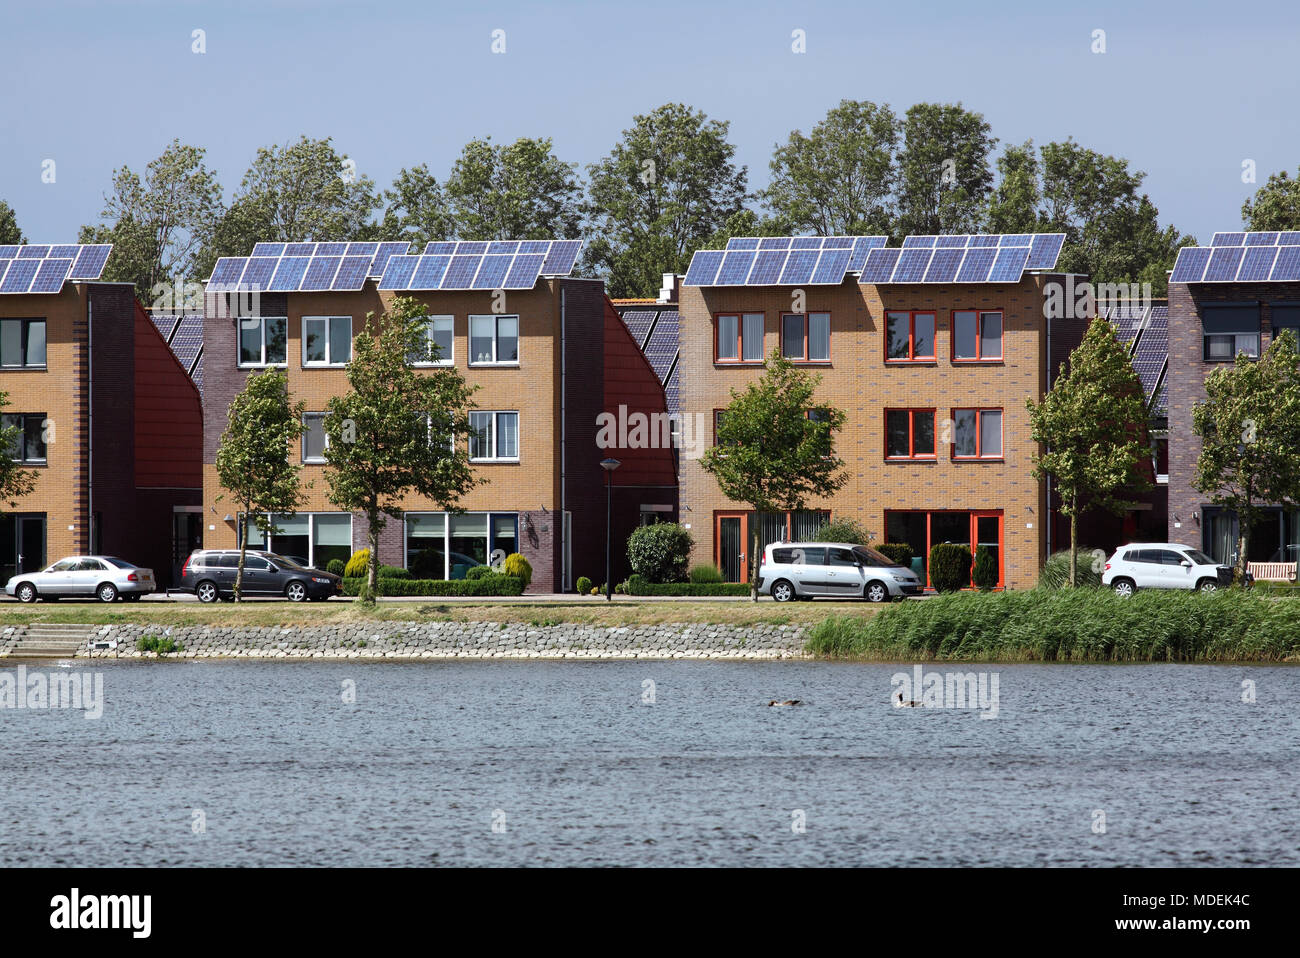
top-left (468, 314), bottom-right (519, 366)
top-left (302, 412), bottom-right (330, 463)
top-left (238, 316), bottom-right (288, 368)
top-left (469, 411), bottom-right (519, 462)
top-left (402, 511), bottom-right (519, 578)
top-left (419, 411), bottom-right (456, 453)
top-left (302, 316), bottom-right (352, 367)
top-left (243, 511), bottom-right (353, 569)
top-left (413, 315), bottom-right (455, 366)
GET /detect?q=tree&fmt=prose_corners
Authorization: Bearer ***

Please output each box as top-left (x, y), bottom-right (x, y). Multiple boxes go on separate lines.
top-left (321, 296), bottom-right (482, 603)
top-left (214, 369), bottom-right (307, 600)
top-left (984, 140), bottom-right (1042, 234)
top-left (1242, 167), bottom-right (1300, 231)
top-left (699, 354), bottom-right (848, 600)
top-left (764, 100), bottom-right (899, 235)
top-left (0, 200), bottom-right (24, 245)
top-left (1192, 329), bottom-right (1300, 583)
top-left (895, 102), bottom-right (997, 236)
top-left (0, 393), bottom-right (39, 510)
top-left (1026, 317), bottom-right (1152, 587)
top-left (700, 209), bottom-right (791, 251)
top-left (586, 103), bottom-right (748, 297)
top-left (378, 164), bottom-right (451, 245)
top-left (445, 136), bottom-right (583, 240)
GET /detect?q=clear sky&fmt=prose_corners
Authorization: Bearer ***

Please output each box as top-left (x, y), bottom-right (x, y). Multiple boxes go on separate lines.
top-left (2, 0), bottom-right (1297, 246)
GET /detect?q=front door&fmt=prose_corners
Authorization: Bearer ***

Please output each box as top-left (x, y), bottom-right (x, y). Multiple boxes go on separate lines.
top-left (825, 546), bottom-right (865, 596)
top-left (717, 513), bottom-right (749, 583)
top-left (4, 515), bottom-right (47, 586)
top-left (973, 513), bottom-right (1002, 588)
top-left (172, 509), bottom-right (203, 589)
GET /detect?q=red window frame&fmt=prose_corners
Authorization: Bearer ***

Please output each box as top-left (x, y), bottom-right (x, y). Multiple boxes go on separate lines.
top-left (951, 309), bottom-right (1004, 362)
top-left (713, 408), bottom-right (728, 446)
top-left (884, 310), bottom-right (936, 363)
top-left (780, 311), bottom-right (831, 363)
top-left (950, 407), bottom-right (1004, 460)
top-left (714, 312), bottom-right (764, 364)
top-left (884, 408), bottom-right (937, 461)
top-left (883, 509), bottom-right (1004, 590)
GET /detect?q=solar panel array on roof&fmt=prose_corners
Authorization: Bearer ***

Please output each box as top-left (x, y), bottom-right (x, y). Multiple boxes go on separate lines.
top-left (614, 303), bottom-right (681, 414)
top-left (169, 315), bottom-right (204, 372)
top-left (152, 315), bottom-right (179, 341)
top-left (377, 239), bottom-right (582, 292)
top-left (1170, 232), bottom-right (1300, 283)
top-left (663, 363), bottom-right (680, 418)
top-left (684, 236), bottom-right (887, 287)
top-left (0, 244), bottom-right (112, 294)
top-left (619, 309), bottom-right (658, 348)
top-left (1105, 304), bottom-right (1148, 347)
top-left (207, 241), bottom-right (414, 291)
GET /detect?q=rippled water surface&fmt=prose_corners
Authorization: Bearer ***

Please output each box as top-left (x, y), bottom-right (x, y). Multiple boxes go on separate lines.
top-left (2, 660), bottom-right (1297, 866)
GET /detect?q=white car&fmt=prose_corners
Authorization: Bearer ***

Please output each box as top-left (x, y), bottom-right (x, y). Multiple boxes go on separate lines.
top-left (5, 556), bottom-right (156, 603)
top-left (757, 542), bottom-right (923, 602)
top-left (1100, 543), bottom-right (1232, 597)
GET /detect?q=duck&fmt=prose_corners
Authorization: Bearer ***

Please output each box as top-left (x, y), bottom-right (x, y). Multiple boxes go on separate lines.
top-left (895, 692), bottom-right (922, 708)
top-left (768, 699), bottom-right (802, 707)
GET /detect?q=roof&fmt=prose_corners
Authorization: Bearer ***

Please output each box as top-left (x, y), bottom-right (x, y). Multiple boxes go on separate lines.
top-left (613, 302), bottom-right (679, 417)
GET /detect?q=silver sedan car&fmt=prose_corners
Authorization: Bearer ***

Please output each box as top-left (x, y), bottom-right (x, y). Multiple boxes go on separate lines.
top-left (5, 556), bottom-right (156, 603)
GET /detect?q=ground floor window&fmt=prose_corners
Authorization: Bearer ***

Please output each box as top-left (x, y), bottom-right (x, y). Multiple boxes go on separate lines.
top-left (0, 513), bottom-right (45, 585)
top-left (885, 509), bottom-right (1003, 589)
top-left (714, 509), bottom-right (830, 583)
top-left (242, 512), bottom-right (352, 569)
top-left (405, 511), bottom-right (519, 580)
top-left (1201, 506), bottom-right (1300, 566)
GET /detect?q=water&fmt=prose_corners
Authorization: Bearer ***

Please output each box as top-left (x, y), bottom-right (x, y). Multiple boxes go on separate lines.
top-left (2, 660), bottom-right (1297, 866)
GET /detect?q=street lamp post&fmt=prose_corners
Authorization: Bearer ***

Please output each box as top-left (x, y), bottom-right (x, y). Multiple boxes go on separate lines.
top-left (600, 457), bottom-right (621, 600)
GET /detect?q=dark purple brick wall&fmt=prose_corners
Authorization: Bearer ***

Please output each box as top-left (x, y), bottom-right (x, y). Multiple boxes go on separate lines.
top-left (88, 284), bottom-right (139, 560)
top-left (561, 278), bottom-right (607, 592)
top-left (202, 293), bottom-right (287, 463)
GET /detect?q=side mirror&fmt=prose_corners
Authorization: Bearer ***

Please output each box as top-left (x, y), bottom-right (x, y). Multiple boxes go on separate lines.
top-left (1180, 560), bottom-right (1192, 568)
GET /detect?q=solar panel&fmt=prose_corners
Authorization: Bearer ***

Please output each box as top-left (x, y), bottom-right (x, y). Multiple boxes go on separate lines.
top-left (725, 237), bottom-right (761, 251)
top-left (848, 236), bottom-right (888, 271)
top-left (1170, 247), bottom-right (1211, 283)
top-left (1245, 232), bottom-right (1278, 246)
top-left (18, 245), bottom-right (50, 259)
top-left (69, 245), bottom-right (112, 280)
top-left (345, 242), bottom-right (377, 259)
top-left (1271, 246), bottom-right (1300, 281)
top-left (151, 314), bottom-right (179, 341)
top-left (330, 256), bottom-right (371, 291)
top-left (643, 320), bottom-right (679, 380)
top-left (239, 257), bottom-right (276, 289)
top-left (1148, 305), bottom-right (1168, 330)
top-left (758, 237), bottom-right (792, 251)
top-left (1210, 232), bottom-right (1246, 247)
top-left (1281, 232), bottom-right (1300, 246)
top-left (999, 234), bottom-right (1033, 247)
top-left (969, 235), bottom-right (1000, 248)
top-left (517, 240), bottom-right (550, 255)
top-left (779, 249), bottom-right (819, 285)
top-left (892, 248), bottom-right (933, 283)
top-left (955, 248), bottom-right (996, 283)
top-left (410, 255), bottom-right (451, 289)
top-left (170, 315), bottom-right (203, 371)
top-left (902, 235), bottom-right (937, 249)
top-left (810, 248), bottom-right (852, 285)
top-left (369, 242), bottom-right (411, 277)
top-left (1203, 246), bottom-right (1245, 282)
top-left (301, 256), bottom-right (341, 291)
top-left (859, 248), bottom-right (901, 284)
top-left (50, 245), bottom-right (80, 259)
top-left (683, 250), bottom-right (724, 287)
top-left (377, 254), bottom-right (419, 290)
top-left (455, 241), bottom-right (489, 256)
top-left (30, 258), bottom-right (73, 293)
top-left (923, 248), bottom-right (963, 283)
top-left (472, 254), bottom-right (512, 290)
top-left (822, 236), bottom-right (855, 249)
top-left (748, 250), bottom-right (787, 284)
top-left (716, 251), bottom-right (756, 285)
top-left (285, 242), bottom-right (317, 257)
top-left (209, 258), bottom-right (245, 287)
top-left (252, 242), bottom-right (285, 257)
top-left (503, 253), bottom-right (545, 289)
top-left (316, 242), bottom-right (348, 257)
top-left (424, 241), bottom-right (457, 255)
top-left (0, 245), bottom-right (21, 258)
top-left (988, 247), bottom-right (1030, 283)
top-left (1237, 246), bottom-right (1278, 282)
top-left (618, 309), bottom-right (658, 347)
top-left (1175, 230), bottom-right (1300, 283)
top-left (269, 256), bottom-right (310, 292)
top-left (541, 240), bottom-right (582, 275)
top-left (0, 259), bottom-right (39, 293)
top-left (442, 254), bottom-right (485, 288)
top-left (663, 363), bottom-right (680, 417)
top-left (790, 236), bottom-right (822, 250)
top-left (935, 235), bottom-right (968, 249)
top-left (1026, 233), bottom-right (1066, 270)
top-left (488, 241), bottom-right (521, 255)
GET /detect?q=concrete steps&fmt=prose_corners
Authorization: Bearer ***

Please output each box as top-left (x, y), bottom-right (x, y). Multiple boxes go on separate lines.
top-left (2, 624), bottom-right (98, 658)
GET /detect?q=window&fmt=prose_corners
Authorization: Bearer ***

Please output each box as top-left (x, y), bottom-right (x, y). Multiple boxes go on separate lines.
top-left (886, 311), bottom-right (936, 362)
top-left (405, 511), bottom-right (518, 580)
top-left (469, 411), bottom-right (519, 461)
top-left (713, 409), bottom-right (731, 446)
top-left (781, 312), bottom-right (830, 362)
top-left (243, 512), bottom-right (352, 569)
top-left (0, 319), bottom-right (46, 368)
top-left (417, 412), bottom-right (456, 452)
top-left (302, 316), bottom-right (352, 366)
top-left (1202, 305), bottom-right (1260, 361)
top-left (952, 310), bottom-right (1003, 361)
top-left (3, 414), bottom-right (47, 463)
top-left (715, 313), bottom-right (764, 363)
top-left (469, 315), bottom-right (518, 365)
top-left (885, 409), bottom-right (936, 460)
top-left (302, 413), bottom-right (329, 463)
top-left (1271, 304), bottom-right (1300, 342)
top-left (411, 316), bottom-right (454, 365)
top-left (239, 316), bottom-right (287, 366)
top-left (827, 547), bottom-right (857, 567)
top-left (952, 409), bottom-right (1003, 459)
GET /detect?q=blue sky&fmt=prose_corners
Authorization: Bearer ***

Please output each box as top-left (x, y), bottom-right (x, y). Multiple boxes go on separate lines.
top-left (2, 0), bottom-right (1297, 246)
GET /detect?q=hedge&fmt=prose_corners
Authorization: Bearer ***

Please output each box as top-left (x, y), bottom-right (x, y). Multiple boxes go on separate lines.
top-left (626, 580), bottom-right (752, 596)
top-left (341, 576), bottom-right (524, 597)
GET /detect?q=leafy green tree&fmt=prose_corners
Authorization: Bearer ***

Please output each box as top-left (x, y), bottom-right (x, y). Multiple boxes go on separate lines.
top-left (701, 209), bottom-right (791, 251)
top-left (321, 297), bottom-right (482, 603)
top-left (1026, 317), bottom-right (1152, 587)
top-left (984, 140), bottom-right (1042, 234)
top-left (1192, 329), bottom-right (1300, 583)
top-left (1242, 167), bottom-right (1300, 231)
top-left (214, 369), bottom-right (307, 600)
top-left (812, 517), bottom-right (873, 545)
top-left (445, 136), bottom-right (583, 240)
top-left (0, 392), bottom-right (39, 510)
top-left (0, 200), bottom-right (24, 245)
top-left (699, 354), bottom-right (848, 600)
top-left (586, 103), bottom-right (748, 297)
top-left (895, 102), bottom-right (997, 236)
top-left (764, 100), bottom-right (899, 235)
top-left (378, 164), bottom-right (451, 245)
top-left (76, 139), bottom-right (223, 298)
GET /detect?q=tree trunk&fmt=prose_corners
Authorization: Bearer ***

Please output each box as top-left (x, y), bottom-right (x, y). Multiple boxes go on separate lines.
top-left (750, 521), bottom-right (760, 602)
top-left (365, 506), bottom-right (379, 604)
top-left (1236, 527), bottom-right (1250, 586)
top-left (235, 506), bottom-right (249, 602)
top-left (1068, 493), bottom-right (1078, 588)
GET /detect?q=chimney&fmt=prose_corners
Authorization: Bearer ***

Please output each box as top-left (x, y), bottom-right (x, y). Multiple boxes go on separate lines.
top-left (657, 272), bottom-right (680, 304)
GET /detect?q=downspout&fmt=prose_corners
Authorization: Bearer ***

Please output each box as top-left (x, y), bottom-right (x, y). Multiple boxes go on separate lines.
top-left (1045, 289), bottom-right (1052, 558)
top-left (88, 293), bottom-right (94, 554)
top-left (560, 284), bottom-right (567, 591)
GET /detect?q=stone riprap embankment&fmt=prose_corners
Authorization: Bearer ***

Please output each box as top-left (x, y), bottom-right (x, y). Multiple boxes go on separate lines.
top-left (49, 622), bottom-right (810, 660)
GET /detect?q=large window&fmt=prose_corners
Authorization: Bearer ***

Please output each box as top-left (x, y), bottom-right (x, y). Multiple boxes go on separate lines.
top-left (244, 512), bottom-right (352, 570)
top-left (781, 312), bottom-right (830, 362)
top-left (469, 315), bottom-right (518, 365)
top-left (952, 409), bottom-right (1003, 459)
top-left (302, 413), bottom-right (329, 463)
top-left (0, 319), bottom-right (46, 368)
top-left (716, 313), bottom-right (764, 363)
top-left (885, 409), bottom-right (936, 460)
top-left (405, 511), bottom-right (519, 580)
top-left (886, 311), bottom-right (936, 362)
top-left (469, 411), bottom-right (519, 461)
top-left (1270, 304), bottom-right (1300, 342)
top-left (952, 310), bottom-right (1003, 361)
top-left (2, 413), bottom-right (46, 463)
top-left (302, 316), bottom-right (352, 366)
top-left (1202, 305), bottom-right (1260, 361)
top-left (239, 316), bottom-right (287, 367)
top-left (412, 316), bottom-right (454, 365)
top-left (885, 510), bottom-right (1003, 589)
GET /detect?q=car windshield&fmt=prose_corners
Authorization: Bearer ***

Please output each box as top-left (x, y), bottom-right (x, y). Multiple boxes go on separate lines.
top-left (853, 546), bottom-right (901, 568)
top-left (1182, 550), bottom-right (1217, 565)
top-left (101, 557), bottom-right (137, 569)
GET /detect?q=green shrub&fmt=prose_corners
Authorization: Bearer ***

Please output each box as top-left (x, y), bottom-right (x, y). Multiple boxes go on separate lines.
top-left (341, 576), bottom-right (524, 597)
top-left (344, 549), bottom-right (371, 579)
top-left (325, 559), bottom-right (345, 577)
top-left (972, 547), bottom-right (999, 591)
top-left (575, 576), bottom-right (592, 595)
top-left (406, 547), bottom-right (444, 579)
top-left (689, 563), bottom-right (724, 584)
top-left (1038, 547), bottom-right (1105, 589)
top-left (812, 517), bottom-right (872, 545)
top-left (876, 542), bottom-right (914, 567)
top-left (502, 553), bottom-right (533, 588)
top-left (929, 543), bottom-right (972, 593)
top-left (626, 523), bottom-right (693, 583)
top-left (626, 581), bottom-right (753, 596)
top-left (465, 565), bottom-right (493, 580)
top-left (378, 564), bottom-right (410, 580)
top-left (137, 634), bottom-right (182, 654)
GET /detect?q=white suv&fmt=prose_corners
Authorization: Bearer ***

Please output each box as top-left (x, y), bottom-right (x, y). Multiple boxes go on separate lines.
top-left (757, 542), bottom-right (923, 602)
top-left (1101, 543), bottom-right (1233, 596)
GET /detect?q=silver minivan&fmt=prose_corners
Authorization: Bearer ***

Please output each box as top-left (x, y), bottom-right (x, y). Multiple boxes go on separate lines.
top-left (757, 542), bottom-right (923, 602)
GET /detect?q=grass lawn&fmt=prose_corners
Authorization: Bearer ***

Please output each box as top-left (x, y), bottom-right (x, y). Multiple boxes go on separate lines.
top-left (0, 598), bottom-right (886, 630)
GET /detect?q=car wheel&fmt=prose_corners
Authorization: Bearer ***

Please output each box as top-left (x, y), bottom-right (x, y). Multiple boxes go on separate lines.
top-left (1113, 578), bottom-right (1136, 598)
top-left (15, 582), bottom-right (37, 604)
top-left (285, 581), bottom-right (308, 602)
top-left (865, 581), bottom-right (889, 603)
top-left (97, 583), bottom-right (119, 603)
top-left (196, 581), bottom-right (220, 604)
top-left (771, 580), bottom-right (796, 603)
top-left (1197, 578), bottom-right (1218, 594)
